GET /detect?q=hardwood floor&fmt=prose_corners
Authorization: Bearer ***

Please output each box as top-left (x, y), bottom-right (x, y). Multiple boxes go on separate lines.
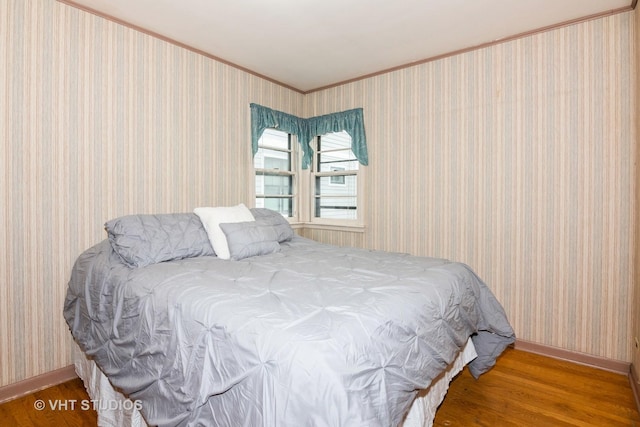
top-left (434, 348), bottom-right (640, 426)
top-left (0, 348), bottom-right (638, 426)
top-left (0, 378), bottom-right (97, 426)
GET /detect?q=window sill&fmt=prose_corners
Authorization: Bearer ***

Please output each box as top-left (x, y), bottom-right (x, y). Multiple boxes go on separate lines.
top-left (290, 222), bottom-right (365, 233)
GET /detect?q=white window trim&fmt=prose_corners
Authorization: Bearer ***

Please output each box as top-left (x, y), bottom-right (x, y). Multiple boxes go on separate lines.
top-left (255, 130), bottom-right (365, 230)
top-left (304, 167), bottom-right (366, 229)
top-left (306, 134), bottom-right (365, 228)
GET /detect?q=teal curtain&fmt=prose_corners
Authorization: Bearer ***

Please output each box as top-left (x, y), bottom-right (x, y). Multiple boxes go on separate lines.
top-left (250, 103), bottom-right (305, 156)
top-left (250, 103), bottom-right (368, 169)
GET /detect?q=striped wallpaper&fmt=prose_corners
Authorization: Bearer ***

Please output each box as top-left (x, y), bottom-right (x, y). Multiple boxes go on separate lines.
top-left (0, 0), bottom-right (303, 387)
top-left (634, 6), bottom-right (640, 384)
top-left (305, 12), bottom-right (636, 362)
top-left (0, 0), bottom-right (637, 389)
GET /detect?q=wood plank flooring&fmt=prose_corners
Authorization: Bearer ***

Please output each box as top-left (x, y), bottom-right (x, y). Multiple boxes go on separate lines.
top-left (0, 348), bottom-right (638, 426)
top-left (434, 348), bottom-right (640, 426)
top-left (0, 378), bottom-right (97, 426)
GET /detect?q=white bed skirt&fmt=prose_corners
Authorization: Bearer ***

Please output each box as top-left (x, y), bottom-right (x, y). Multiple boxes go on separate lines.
top-left (73, 339), bottom-right (476, 427)
top-left (401, 338), bottom-right (477, 427)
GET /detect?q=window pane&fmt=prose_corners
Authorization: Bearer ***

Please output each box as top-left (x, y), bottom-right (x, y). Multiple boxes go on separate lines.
top-left (254, 147), bottom-right (291, 170)
top-left (314, 196), bottom-right (357, 219)
top-left (255, 197), bottom-right (293, 217)
top-left (255, 128), bottom-right (293, 217)
top-left (318, 131), bottom-right (351, 150)
top-left (314, 175), bottom-right (357, 219)
top-left (317, 131), bottom-right (357, 173)
top-left (256, 173), bottom-right (292, 196)
top-left (318, 155), bottom-right (359, 173)
top-left (260, 128), bottom-right (290, 150)
top-left (315, 175), bottom-right (357, 194)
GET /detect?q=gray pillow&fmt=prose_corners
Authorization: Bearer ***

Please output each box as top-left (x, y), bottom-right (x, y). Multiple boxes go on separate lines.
top-left (249, 208), bottom-right (294, 242)
top-left (219, 220), bottom-right (281, 261)
top-left (105, 213), bottom-right (215, 267)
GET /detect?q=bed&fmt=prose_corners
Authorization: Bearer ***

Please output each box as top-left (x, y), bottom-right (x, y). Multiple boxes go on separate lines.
top-left (64, 206), bottom-right (515, 427)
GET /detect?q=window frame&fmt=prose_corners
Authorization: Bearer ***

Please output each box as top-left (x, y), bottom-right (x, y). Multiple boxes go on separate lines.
top-left (253, 129), bottom-right (365, 231)
top-left (307, 132), bottom-right (364, 228)
top-left (254, 129), bottom-right (297, 220)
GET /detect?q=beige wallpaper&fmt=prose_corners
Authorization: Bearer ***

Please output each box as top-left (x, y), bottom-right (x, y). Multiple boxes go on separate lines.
top-left (634, 5), bottom-right (640, 383)
top-left (0, 0), bottom-right (303, 387)
top-left (0, 0), bottom-right (636, 389)
top-left (305, 12), bottom-right (636, 362)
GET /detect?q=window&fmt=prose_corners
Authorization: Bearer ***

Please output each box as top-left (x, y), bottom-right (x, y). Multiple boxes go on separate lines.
top-left (250, 104), bottom-right (367, 227)
top-left (254, 129), bottom-right (294, 217)
top-left (312, 131), bottom-right (359, 220)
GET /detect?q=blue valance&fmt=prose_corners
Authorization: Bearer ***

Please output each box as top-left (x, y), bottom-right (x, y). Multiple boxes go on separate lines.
top-left (250, 103), bottom-right (368, 169)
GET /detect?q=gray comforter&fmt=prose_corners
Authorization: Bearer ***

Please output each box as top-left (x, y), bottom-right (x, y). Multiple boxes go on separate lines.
top-left (64, 236), bottom-right (514, 427)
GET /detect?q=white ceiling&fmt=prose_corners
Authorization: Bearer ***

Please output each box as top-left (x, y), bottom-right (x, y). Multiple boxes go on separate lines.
top-left (65, 0), bottom-right (632, 92)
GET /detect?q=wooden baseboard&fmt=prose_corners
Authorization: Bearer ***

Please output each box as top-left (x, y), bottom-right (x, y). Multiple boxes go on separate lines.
top-left (0, 365), bottom-right (77, 405)
top-left (630, 364), bottom-right (640, 414)
top-left (514, 339), bottom-right (640, 413)
top-left (514, 339), bottom-right (630, 375)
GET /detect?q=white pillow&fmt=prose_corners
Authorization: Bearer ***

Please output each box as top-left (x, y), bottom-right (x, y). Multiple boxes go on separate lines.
top-left (194, 204), bottom-right (255, 260)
